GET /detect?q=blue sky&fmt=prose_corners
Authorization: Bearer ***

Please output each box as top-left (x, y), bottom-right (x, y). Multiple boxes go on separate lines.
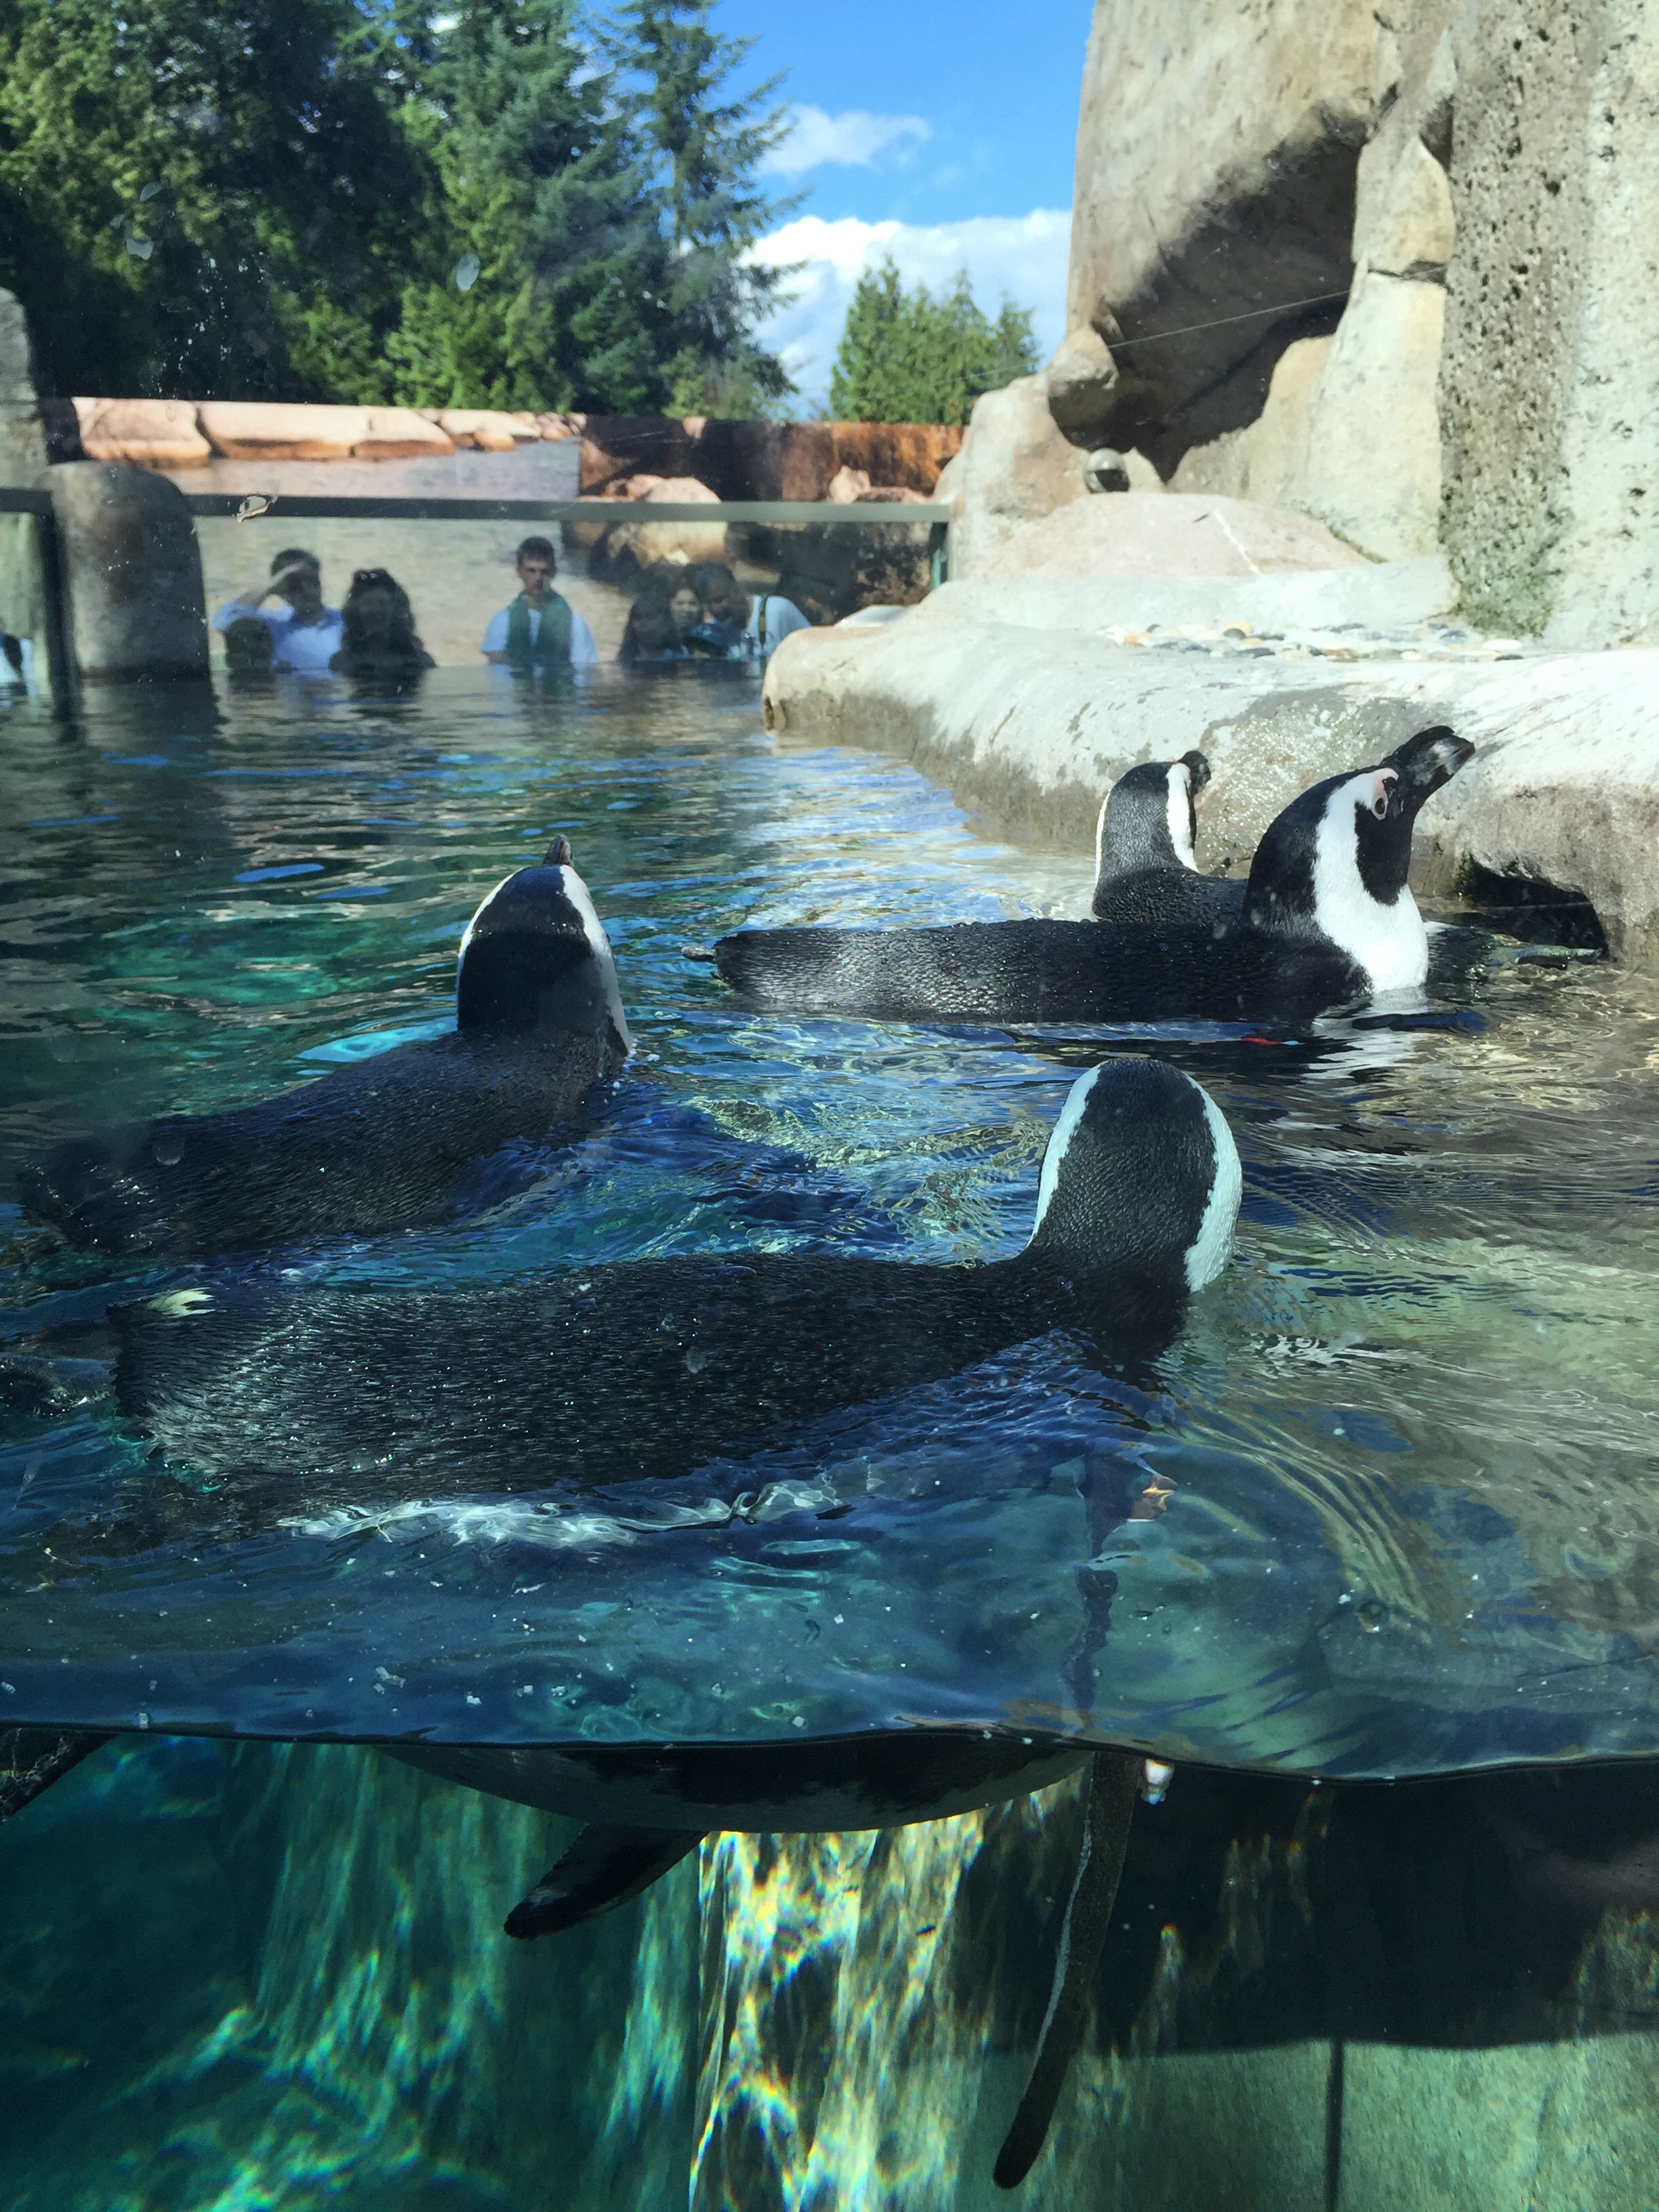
top-left (714, 0), bottom-right (1096, 409)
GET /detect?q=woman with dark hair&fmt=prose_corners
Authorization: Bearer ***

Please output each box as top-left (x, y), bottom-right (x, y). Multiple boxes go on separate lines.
top-left (617, 588), bottom-right (690, 666)
top-left (328, 570), bottom-right (436, 680)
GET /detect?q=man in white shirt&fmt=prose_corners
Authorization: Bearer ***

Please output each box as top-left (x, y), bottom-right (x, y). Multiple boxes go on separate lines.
top-left (482, 537), bottom-right (598, 670)
top-left (692, 563), bottom-right (809, 664)
top-left (211, 549), bottom-right (344, 672)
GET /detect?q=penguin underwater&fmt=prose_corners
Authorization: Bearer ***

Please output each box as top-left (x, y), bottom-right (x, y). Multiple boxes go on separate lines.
top-left (17, 838), bottom-right (632, 1260)
top-left (713, 724), bottom-right (1475, 1025)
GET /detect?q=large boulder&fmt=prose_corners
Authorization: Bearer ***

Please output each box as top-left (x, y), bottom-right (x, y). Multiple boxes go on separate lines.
top-left (582, 476), bottom-right (727, 583)
top-left (197, 403), bottom-right (371, 462)
top-left (945, 375), bottom-right (1091, 579)
top-left (1044, 324), bottom-right (1121, 445)
top-left (1067, 0), bottom-right (1382, 465)
top-left (45, 462), bottom-right (208, 682)
top-left (73, 398), bottom-right (211, 470)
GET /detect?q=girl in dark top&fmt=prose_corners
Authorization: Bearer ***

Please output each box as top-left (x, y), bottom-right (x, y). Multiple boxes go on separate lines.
top-left (617, 589), bottom-right (689, 665)
top-left (329, 570), bottom-right (436, 680)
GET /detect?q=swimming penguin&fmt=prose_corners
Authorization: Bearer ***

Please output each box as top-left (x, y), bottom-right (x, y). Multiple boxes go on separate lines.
top-left (18, 838), bottom-right (632, 1260)
top-left (105, 1056), bottom-right (1239, 1513)
top-left (1092, 749), bottom-right (1242, 926)
top-left (713, 726), bottom-right (1474, 1025)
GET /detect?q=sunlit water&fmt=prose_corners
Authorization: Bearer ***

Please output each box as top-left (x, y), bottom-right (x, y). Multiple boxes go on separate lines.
top-left (1, 668), bottom-right (1656, 1778)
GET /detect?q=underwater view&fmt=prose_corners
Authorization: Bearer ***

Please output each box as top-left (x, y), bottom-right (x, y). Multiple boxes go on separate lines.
top-left (2, 667), bottom-right (1658, 2207)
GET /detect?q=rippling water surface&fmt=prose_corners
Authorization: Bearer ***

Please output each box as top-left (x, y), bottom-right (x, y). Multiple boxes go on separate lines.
top-left (1, 668), bottom-right (1656, 1776)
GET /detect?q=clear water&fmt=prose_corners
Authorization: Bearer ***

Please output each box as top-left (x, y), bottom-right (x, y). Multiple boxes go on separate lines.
top-left (1, 670), bottom-right (1657, 1778)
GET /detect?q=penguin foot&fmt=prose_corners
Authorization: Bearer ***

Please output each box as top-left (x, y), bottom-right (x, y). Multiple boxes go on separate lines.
top-left (505, 1823), bottom-right (704, 1940)
top-left (1127, 1475), bottom-right (1176, 1521)
top-left (1, 1727), bottom-right (112, 1822)
top-left (994, 1748), bottom-right (1140, 2189)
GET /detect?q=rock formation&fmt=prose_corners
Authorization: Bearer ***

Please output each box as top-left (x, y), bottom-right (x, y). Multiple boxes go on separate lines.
top-left (947, 0), bottom-right (1658, 646)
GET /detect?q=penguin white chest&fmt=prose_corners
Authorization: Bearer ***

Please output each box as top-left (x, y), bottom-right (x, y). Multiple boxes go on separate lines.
top-left (1311, 804), bottom-right (1427, 994)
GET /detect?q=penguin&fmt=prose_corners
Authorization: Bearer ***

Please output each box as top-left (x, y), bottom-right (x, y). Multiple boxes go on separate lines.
top-left (106, 1056), bottom-right (1240, 1513)
top-left (18, 838), bottom-right (632, 1261)
top-left (712, 725), bottom-right (1474, 1025)
top-left (1092, 749), bottom-right (1242, 927)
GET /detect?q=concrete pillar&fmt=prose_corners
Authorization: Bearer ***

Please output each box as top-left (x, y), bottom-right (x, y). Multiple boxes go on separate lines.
top-left (45, 461), bottom-right (209, 682)
top-left (0, 287), bottom-right (45, 486)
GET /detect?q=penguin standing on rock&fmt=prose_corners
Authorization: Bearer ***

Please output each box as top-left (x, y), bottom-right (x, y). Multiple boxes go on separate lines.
top-left (18, 838), bottom-right (632, 1260)
top-left (713, 726), bottom-right (1475, 1026)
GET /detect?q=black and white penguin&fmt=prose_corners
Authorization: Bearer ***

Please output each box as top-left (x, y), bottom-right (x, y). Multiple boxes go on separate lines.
top-left (18, 838), bottom-right (632, 1260)
top-left (108, 1057), bottom-right (1240, 1507)
top-left (1092, 748), bottom-right (1241, 927)
top-left (713, 725), bottom-right (1474, 1025)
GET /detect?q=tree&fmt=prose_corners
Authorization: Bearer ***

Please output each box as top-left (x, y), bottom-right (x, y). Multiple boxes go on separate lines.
top-left (830, 258), bottom-right (1039, 426)
top-left (608, 0), bottom-right (796, 417)
top-left (0, 0), bottom-right (430, 400)
top-left (386, 0), bottom-right (665, 413)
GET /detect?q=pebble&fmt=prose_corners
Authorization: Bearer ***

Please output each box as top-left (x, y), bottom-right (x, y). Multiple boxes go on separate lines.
top-left (1099, 615), bottom-right (1542, 666)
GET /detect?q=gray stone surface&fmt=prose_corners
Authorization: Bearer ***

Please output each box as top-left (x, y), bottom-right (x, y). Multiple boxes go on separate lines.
top-left (0, 285), bottom-right (45, 484)
top-left (45, 462), bottom-right (208, 682)
top-left (1067, 0), bottom-right (1379, 465)
top-left (1044, 325), bottom-right (1120, 445)
top-left (945, 374), bottom-right (1091, 579)
top-left (764, 588), bottom-right (1659, 970)
top-left (1440, 0), bottom-right (1659, 647)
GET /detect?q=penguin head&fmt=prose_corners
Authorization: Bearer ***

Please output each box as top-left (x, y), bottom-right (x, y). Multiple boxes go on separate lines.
top-left (1024, 1059), bottom-right (1241, 1321)
top-left (455, 837), bottom-right (632, 1049)
top-left (1242, 726), bottom-right (1473, 985)
top-left (1093, 750), bottom-right (1210, 895)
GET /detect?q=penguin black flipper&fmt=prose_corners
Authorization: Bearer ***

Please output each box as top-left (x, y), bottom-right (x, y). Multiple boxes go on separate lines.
top-left (993, 1749), bottom-right (1141, 2190)
top-left (504, 1824), bottom-right (704, 1939)
top-left (0, 1726), bottom-right (111, 1822)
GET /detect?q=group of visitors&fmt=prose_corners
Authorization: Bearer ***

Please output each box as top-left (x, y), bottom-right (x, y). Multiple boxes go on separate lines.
top-left (617, 562), bottom-right (808, 667)
top-left (211, 535), bottom-right (805, 680)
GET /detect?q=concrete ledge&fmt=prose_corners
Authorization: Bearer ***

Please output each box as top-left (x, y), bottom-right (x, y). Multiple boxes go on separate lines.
top-left (762, 595), bottom-right (1659, 970)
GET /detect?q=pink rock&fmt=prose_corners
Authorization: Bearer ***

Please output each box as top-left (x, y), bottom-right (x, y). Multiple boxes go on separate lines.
top-left (827, 465), bottom-right (871, 504)
top-left (73, 397), bottom-right (211, 468)
top-left (197, 403), bottom-right (371, 459)
top-left (435, 409), bottom-right (537, 451)
top-left (353, 408), bottom-right (455, 459)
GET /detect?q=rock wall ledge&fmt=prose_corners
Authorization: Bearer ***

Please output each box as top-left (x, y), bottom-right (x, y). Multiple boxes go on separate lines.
top-left (762, 581), bottom-right (1659, 973)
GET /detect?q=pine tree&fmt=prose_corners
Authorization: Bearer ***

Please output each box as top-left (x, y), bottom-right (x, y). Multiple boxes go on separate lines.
top-left (0, 0), bottom-right (429, 400)
top-left (608, 0), bottom-right (795, 417)
top-left (387, 0), bottom-right (663, 412)
top-left (830, 257), bottom-right (1040, 426)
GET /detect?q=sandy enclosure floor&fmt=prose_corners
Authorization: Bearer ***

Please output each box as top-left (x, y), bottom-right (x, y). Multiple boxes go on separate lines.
top-left (197, 516), bottom-right (636, 665)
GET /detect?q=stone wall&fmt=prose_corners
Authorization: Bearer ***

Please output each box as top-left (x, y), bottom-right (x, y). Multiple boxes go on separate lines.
top-left (948, 0), bottom-right (1659, 643)
top-left (1439, 0), bottom-right (1659, 647)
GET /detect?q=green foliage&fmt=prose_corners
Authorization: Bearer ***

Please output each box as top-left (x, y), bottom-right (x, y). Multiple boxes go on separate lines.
top-left (0, 0), bottom-right (795, 413)
top-left (606, 0), bottom-right (796, 416)
top-left (0, 0), bottom-right (430, 400)
top-left (829, 258), bottom-right (1039, 427)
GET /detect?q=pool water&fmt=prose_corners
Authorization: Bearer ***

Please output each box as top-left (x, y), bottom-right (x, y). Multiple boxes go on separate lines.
top-left (1, 668), bottom-right (1657, 1777)
top-left (4, 668), bottom-right (1659, 2211)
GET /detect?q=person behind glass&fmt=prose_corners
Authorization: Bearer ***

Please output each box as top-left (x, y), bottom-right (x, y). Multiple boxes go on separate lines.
top-left (222, 616), bottom-right (275, 684)
top-left (617, 587), bottom-right (689, 665)
top-left (211, 548), bottom-right (343, 672)
top-left (482, 535), bottom-right (598, 672)
top-left (329, 569), bottom-right (436, 679)
top-left (688, 562), bottom-right (809, 664)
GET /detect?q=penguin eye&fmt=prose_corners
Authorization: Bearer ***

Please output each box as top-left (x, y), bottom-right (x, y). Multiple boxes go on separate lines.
top-left (1367, 770), bottom-right (1398, 820)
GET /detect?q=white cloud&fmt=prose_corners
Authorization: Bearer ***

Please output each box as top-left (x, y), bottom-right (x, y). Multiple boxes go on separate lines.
top-left (750, 210), bottom-right (1071, 414)
top-left (760, 106), bottom-right (933, 177)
